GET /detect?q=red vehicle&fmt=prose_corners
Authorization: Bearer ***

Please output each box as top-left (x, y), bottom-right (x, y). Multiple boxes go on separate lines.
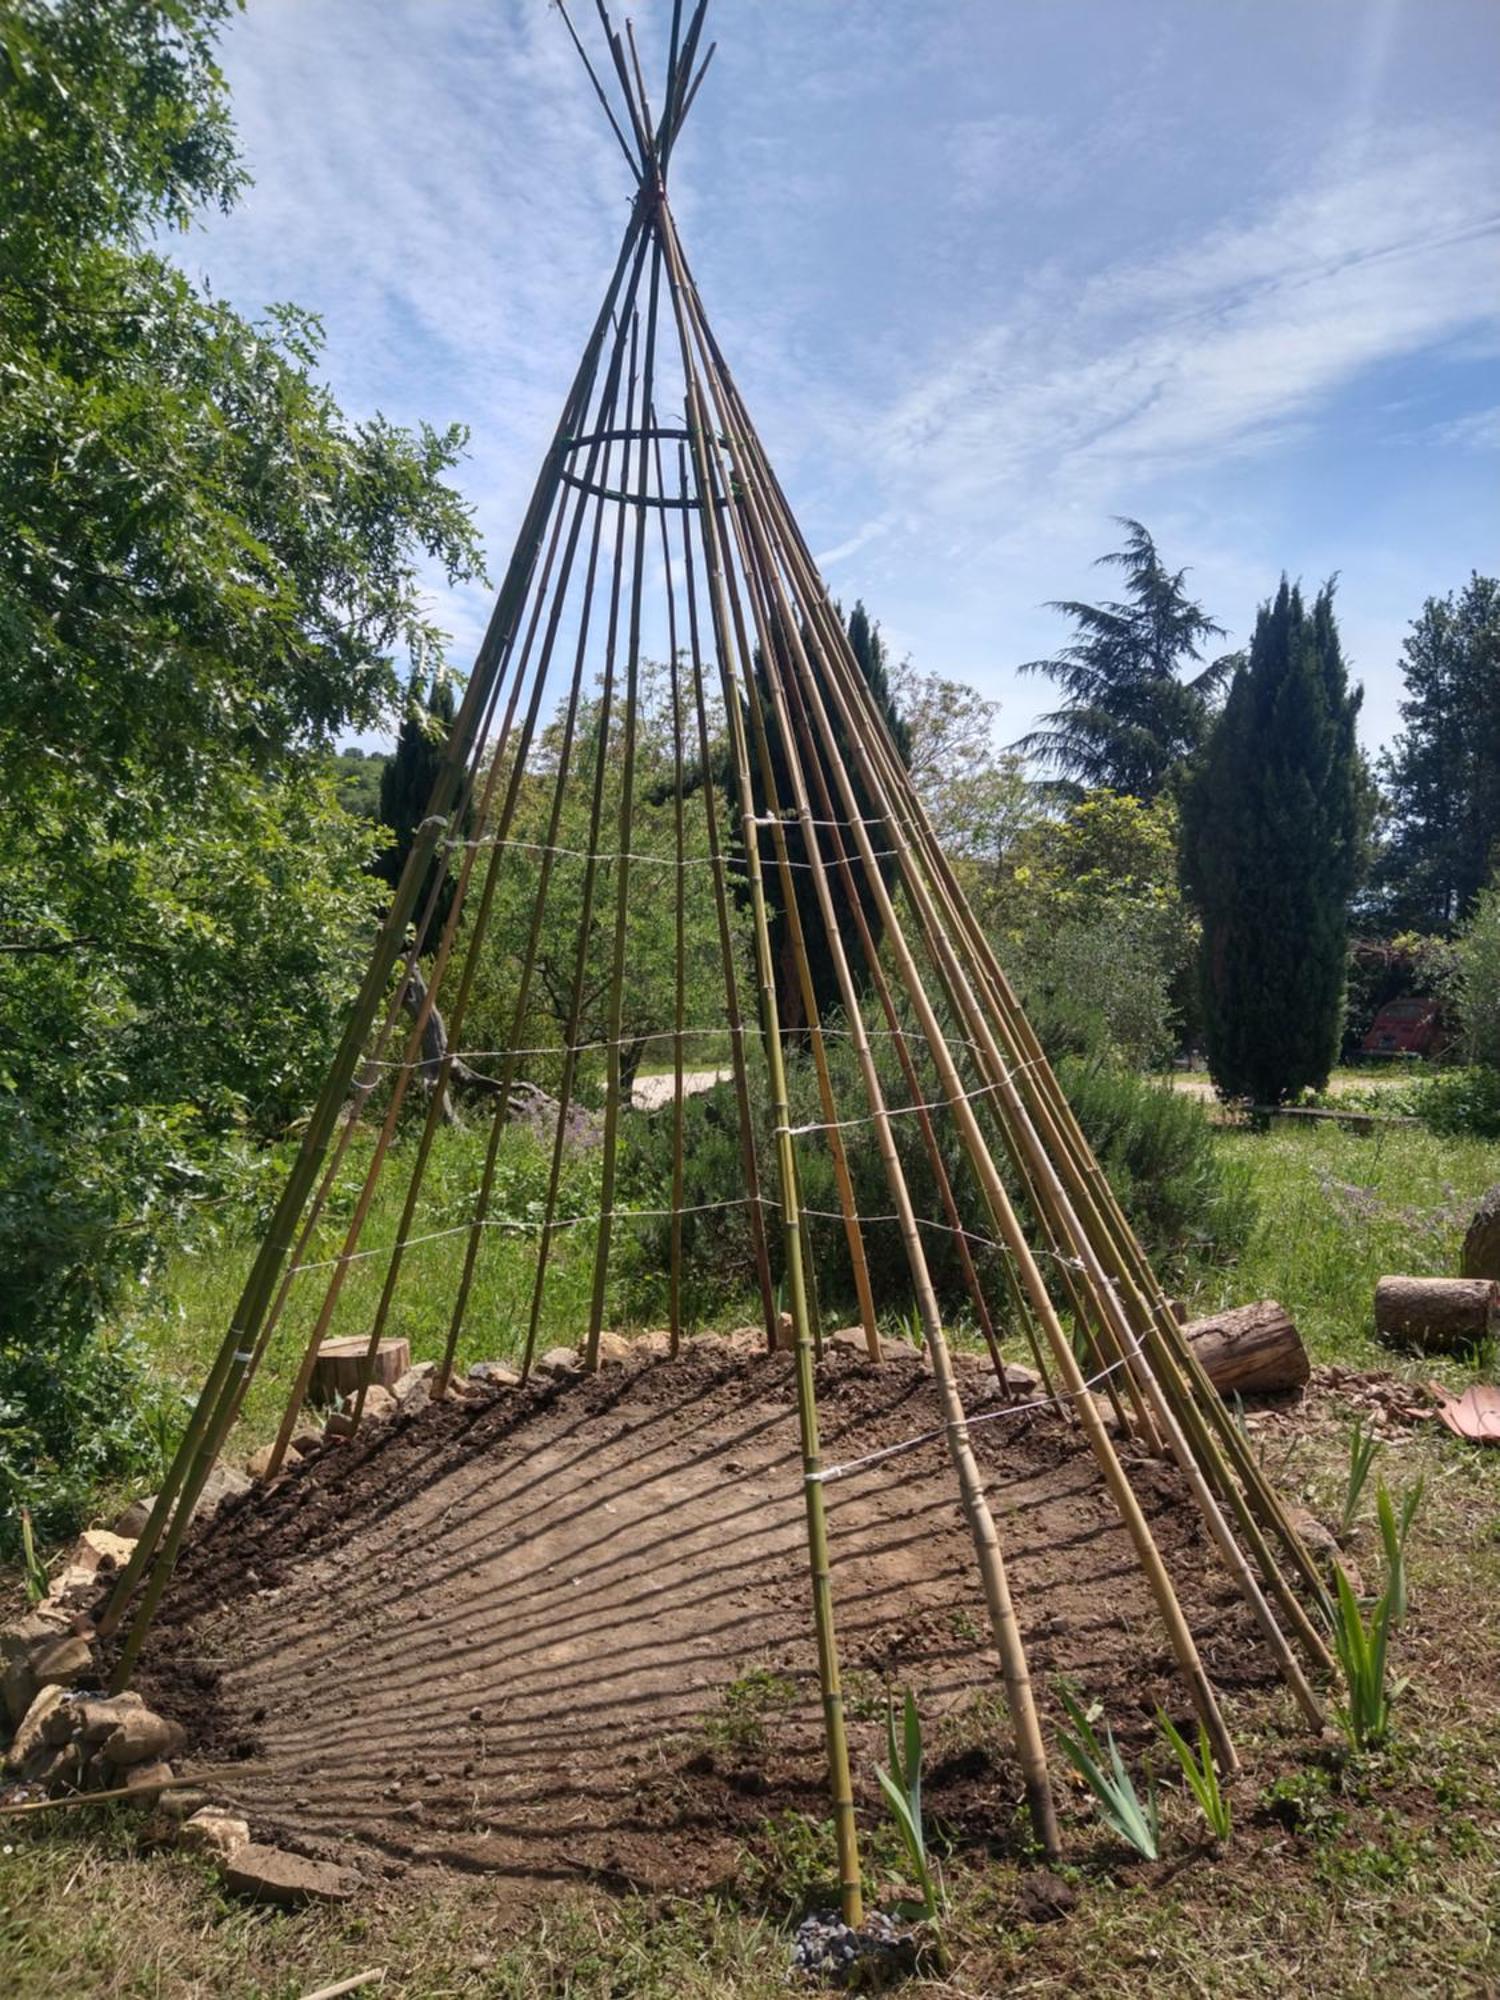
top-left (1360, 996), bottom-right (1446, 1058)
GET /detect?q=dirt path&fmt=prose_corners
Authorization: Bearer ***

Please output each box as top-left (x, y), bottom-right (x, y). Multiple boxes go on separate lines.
top-left (137, 1345), bottom-right (1269, 1900)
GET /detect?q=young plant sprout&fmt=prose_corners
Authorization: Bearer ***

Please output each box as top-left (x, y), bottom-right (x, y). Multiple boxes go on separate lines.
top-left (1375, 1476), bottom-right (1423, 1626)
top-left (1055, 1687), bottom-right (1159, 1861)
top-left (1157, 1710), bottom-right (1231, 1845)
top-left (1331, 1474), bottom-right (1422, 1750)
top-left (1338, 1417), bottom-right (1382, 1537)
top-left (875, 1688), bottom-right (943, 1921)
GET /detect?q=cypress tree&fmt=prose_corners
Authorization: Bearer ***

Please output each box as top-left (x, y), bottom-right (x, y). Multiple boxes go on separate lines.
top-left (1182, 580), bottom-right (1370, 1102)
top-left (376, 670), bottom-right (460, 944)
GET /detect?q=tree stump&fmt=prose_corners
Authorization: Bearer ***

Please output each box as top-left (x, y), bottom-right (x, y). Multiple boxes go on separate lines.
top-left (1461, 1185), bottom-right (1500, 1281)
top-left (1180, 1299), bottom-right (1309, 1397)
top-left (1374, 1277), bottom-right (1500, 1355)
top-left (310, 1337), bottom-right (411, 1405)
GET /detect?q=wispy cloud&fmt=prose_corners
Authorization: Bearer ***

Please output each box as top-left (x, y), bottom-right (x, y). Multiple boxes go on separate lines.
top-left (874, 130), bottom-right (1500, 543)
top-left (1435, 403), bottom-right (1500, 450)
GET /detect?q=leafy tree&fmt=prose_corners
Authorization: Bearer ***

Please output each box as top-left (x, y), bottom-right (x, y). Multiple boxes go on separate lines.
top-left (1016, 520), bottom-right (1233, 802)
top-left (1450, 873), bottom-right (1500, 1072)
top-left (1374, 575), bottom-right (1500, 930)
top-left (468, 665), bottom-right (750, 1098)
top-left (1000, 792), bottom-right (1197, 1068)
top-left (1181, 581), bottom-right (1371, 1102)
top-left (0, 0), bottom-right (483, 1540)
top-left (891, 660), bottom-right (1035, 879)
top-left (331, 746), bottom-right (389, 820)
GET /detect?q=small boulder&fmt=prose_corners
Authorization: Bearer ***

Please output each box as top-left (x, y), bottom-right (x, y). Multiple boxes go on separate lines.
top-left (69, 1530), bottom-right (137, 1577)
top-left (156, 1785), bottom-right (212, 1822)
top-left (594, 1330), bottom-right (633, 1365)
top-left (1001, 1363), bottom-right (1042, 1396)
top-left (288, 1431), bottom-right (323, 1459)
top-left (392, 1365), bottom-right (434, 1409)
top-left (101, 1708), bottom-right (185, 1768)
top-left (196, 1462), bottom-right (253, 1515)
top-left (538, 1346), bottom-right (583, 1377)
top-left (829, 1324), bottom-right (881, 1359)
top-left (46, 1565), bottom-right (102, 1610)
top-left (1462, 1185), bottom-right (1500, 1282)
top-left (774, 1311), bottom-right (797, 1351)
top-left (246, 1444), bottom-right (280, 1479)
top-left (32, 1633), bottom-right (93, 1688)
top-left (120, 1759), bottom-right (175, 1794)
top-left (75, 1692), bottom-right (145, 1744)
top-left (114, 1495), bottom-right (157, 1537)
top-left (363, 1383), bottom-right (399, 1419)
top-left (468, 1360), bottom-right (521, 1388)
top-left (323, 1410), bottom-right (358, 1438)
top-left (178, 1807), bottom-right (251, 1862)
top-left (6, 1684), bottom-right (66, 1770)
top-left (223, 1843), bottom-right (358, 1907)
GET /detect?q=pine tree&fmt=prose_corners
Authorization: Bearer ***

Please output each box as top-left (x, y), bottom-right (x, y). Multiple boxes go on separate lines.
top-left (1182, 580), bottom-right (1371, 1102)
top-left (376, 670), bottom-right (460, 943)
top-left (1015, 519), bottom-right (1233, 801)
top-left (1374, 574), bottom-right (1500, 930)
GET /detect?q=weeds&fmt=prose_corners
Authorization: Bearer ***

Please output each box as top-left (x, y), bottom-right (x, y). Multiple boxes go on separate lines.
top-left (1055, 1688), bottom-right (1159, 1861)
top-left (1376, 1477), bottom-right (1423, 1625)
top-left (705, 1667), bottom-right (796, 1761)
top-left (1339, 1417), bottom-right (1382, 1536)
top-left (1157, 1710), bottom-right (1231, 1844)
top-left (18, 1506), bottom-right (47, 1605)
top-left (1330, 1566), bottom-right (1399, 1750)
top-left (875, 1689), bottom-right (943, 1921)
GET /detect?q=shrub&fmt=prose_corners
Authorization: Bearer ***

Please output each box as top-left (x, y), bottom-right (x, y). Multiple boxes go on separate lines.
top-left (1414, 1065), bottom-right (1500, 1139)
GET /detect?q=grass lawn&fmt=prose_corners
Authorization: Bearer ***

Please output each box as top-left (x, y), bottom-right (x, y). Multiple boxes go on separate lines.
top-left (3, 1111), bottom-right (1497, 1997)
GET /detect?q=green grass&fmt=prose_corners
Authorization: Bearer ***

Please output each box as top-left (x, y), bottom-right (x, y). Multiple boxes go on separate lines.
top-left (1188, 1120), bottom-right (1499, 1370)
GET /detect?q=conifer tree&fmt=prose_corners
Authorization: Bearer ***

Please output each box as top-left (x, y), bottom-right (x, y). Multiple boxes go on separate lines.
top-left (377, 670), bottom-right (460, 943)
top-left (1182, 580), bottom-right (1370, 1101)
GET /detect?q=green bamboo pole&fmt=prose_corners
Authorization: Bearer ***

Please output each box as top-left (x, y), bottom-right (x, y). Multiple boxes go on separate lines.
top-left (664, 208), bottom-right (864, 1925)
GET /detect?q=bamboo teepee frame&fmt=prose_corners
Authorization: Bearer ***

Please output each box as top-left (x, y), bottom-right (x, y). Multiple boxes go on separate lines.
top-left (98, 4), bottom-right (1332, 1925)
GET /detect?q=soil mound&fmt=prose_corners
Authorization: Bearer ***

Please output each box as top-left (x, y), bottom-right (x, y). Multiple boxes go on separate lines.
top-left (135, 1343), bottom-right (1270, 1896)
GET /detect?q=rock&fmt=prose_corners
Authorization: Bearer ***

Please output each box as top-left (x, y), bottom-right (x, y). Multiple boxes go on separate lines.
top-left (178, 1807), bottom-right (251, 1862)
top-left (467, 1361), bottom-right (521, 1388)
top-left (1461, 1185), bottom-right (1500, 1281)
top-left (46, 1565), bottom-right (103, 1610)
top-left (364, 1383), bottom-right (398, 1419)
top-left (156, 1785), bottom-right (212, 1821)
top-left (32, 1633), bottom-right (93, 1688)
top-left (721, 1325), bottom-right (766, 1355)
top-left (197, 1462), bottom-right (253, 1515)
top-left (101, 1708), bottom-right (185, 1768)
top-left (6, 1684), bottom-right (65, 1770)
top-left (1002, 1363), bottom-right (1042, 1396)
top-left (829, 1324), bottom-right (882, 1358)
top-left (246, 1445), bottom-right (280, 1479)
top-left (69, 1530), bottom-right (136, 1577)
top-left (323, 1410), bottom-right (357, 1438)
top-left (121, 1759), bottom-right (175, 1794)
top-left (1287, 1508), bottom-right (1363, 1595)
top-left (114, 1495), bottom-right (157, 1537)
top-left (774, 1311), bottom-right (796, 1351)
top-left (289, 1430), bottom-right (323, 1459)
top-left (1, 1658), bottom-right (36, 1729)
top-left (538, 1346), bottom-right (583, 1377)
top-left (1016, 1867), bottom-right (1077, 1924)
top-left (74, 1692), bottom-right (145, 1745)
top-left (223, 1843), bottom-right (358, 1907)
top-left (393, 1364), bottom-right (435, 1408)
top-left (594, 1330), bottom-right (633, 1364)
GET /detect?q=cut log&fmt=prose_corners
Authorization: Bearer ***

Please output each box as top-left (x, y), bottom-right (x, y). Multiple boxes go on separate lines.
top-left (1375, 1276), bottom-right (1500, 1355)
top-left (1181, 1299), bottom-right (1310, 1397)
top-left (310, 1337), bottom-right (411, 1406)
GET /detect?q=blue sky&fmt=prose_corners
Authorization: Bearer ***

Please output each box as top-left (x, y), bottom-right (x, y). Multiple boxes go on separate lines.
top-left (179, 0), bottom-right (1500, 758)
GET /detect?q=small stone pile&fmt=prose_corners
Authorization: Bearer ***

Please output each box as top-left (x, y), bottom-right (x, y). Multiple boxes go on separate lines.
top-left (791, 1909), bottom-right (924, 1988)
top-left (5, 1685), bottom-right (182, 1798)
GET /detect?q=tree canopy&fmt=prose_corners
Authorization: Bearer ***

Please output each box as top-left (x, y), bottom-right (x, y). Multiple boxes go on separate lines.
top-left (1015, 519), bottom-right (1232, 802)
top-left (1182, 581), bottom-right (1371, 1102)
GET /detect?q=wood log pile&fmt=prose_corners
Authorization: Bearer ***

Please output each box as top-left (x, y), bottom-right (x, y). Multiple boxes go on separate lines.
top-left (1374, 1275), bottom-right (1500, 1354)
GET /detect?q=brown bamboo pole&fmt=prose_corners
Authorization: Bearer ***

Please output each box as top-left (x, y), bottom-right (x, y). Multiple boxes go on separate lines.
top-left (587, 240), bottom-right (665, 1369)
top-left (665, 216), bottom-right (864, 1924)
top-left (522, 308), bottom-right (645, 1378)
top-left (674, 441), bottom-right (778, 1344)
top-left (672, 252), bottom-right (1240, 1776)
top-left (98, 202), bottom-right (656, 1673)
top-left (667, 219), bottom-right (1062, 1856)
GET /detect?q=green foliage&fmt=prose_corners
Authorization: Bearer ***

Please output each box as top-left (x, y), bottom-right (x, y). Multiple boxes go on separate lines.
top-left (0, 0), bottom-right (483, 1546)
top-left (1375, 574), bottom-right (1500, 931)
top-left (1449, 876), bottom-right (1500, 1070)
top-left (18, 1506), bottom-right (46, 1606)
top-left (706, 1667), bottom-right (797, 1760)
top-left (1339, 1417), bottom-right (1382, 1537)
top-left (1016, 518), bottom-right (1233, 802)
top-left (1055, 1687), bottom-right (1159, 1860)
top-left (1055, 1059), bottom-right (1256, 1281)
top-left (1183, 580), bottom-right (1373, 1103)
top-left (1375, 1478), bottom-right (1422, 1628)
top-left (1414, 1065), bottom-right (1500, 1138)
top-left (875, 1688), bottom-right (943, 1920)
top-left (1156, 1711), bottom-right (1231, 1844)
top-left (1330, 1564), bottom-right (1398, 1752)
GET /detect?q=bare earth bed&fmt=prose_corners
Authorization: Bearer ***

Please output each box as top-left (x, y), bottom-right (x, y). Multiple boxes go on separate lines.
top-left (130, 1343), bottom-right (1273, 1902)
